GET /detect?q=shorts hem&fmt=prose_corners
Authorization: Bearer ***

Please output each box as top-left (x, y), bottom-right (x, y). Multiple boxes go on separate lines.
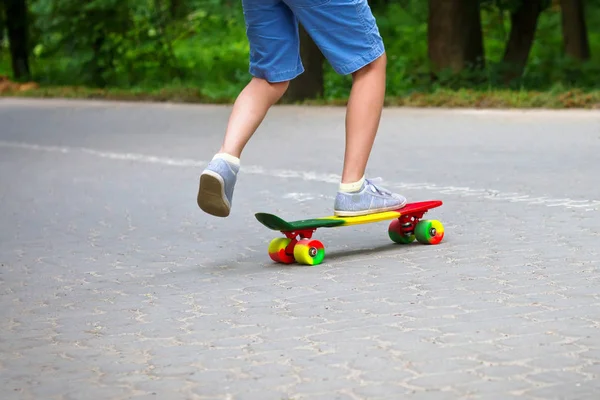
top-left (334, 44), bottom-right (385, 75)
top-left (249, 66), bottom-right (305, 83)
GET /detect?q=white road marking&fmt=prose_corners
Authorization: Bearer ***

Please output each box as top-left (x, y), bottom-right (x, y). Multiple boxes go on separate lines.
top-left (1, 140), bottom-right (598, 212)
top-left (282, 193), bottom-right (336, 202)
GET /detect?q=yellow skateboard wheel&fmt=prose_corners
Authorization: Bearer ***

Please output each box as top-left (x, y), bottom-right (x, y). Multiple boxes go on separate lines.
top-left (293, 239), bottom-right (325, 265)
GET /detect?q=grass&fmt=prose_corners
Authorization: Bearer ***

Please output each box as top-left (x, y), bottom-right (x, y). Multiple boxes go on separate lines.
top-left (3, 82), bottom-right (600, 109)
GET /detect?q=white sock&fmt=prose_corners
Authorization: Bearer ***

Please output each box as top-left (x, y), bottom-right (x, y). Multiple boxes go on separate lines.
top-left (339, 176), bottom-right (365, 193)
top-left (213, 153), bottom-right (240, 166)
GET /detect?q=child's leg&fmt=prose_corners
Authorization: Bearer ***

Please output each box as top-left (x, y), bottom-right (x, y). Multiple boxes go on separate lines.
top-left (198, 0), bottom-right (303, 217)
top-left (289, 0), bottom-right (407, 216)
top-left (219, 78), bottom-right (289, 158)
top-left (343, 52), bottom-right (387, 184)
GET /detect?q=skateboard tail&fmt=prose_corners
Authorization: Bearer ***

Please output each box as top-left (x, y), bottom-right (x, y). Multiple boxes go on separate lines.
top-left (255, 213), bottom-right (346, 231)
top-left (255, 213), bottom-right (295, 231)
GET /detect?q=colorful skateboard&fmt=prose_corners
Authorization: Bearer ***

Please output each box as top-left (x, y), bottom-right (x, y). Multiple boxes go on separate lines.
top-left (255, 200), bottom-right (444, 266)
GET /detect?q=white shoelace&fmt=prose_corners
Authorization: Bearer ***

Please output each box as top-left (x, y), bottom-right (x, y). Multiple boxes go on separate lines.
top-left (365, 178), bottom-right (393, 196)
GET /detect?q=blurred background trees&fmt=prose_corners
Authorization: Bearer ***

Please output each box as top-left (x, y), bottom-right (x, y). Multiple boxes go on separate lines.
top-left (0, 0), bottom-right (598, 101)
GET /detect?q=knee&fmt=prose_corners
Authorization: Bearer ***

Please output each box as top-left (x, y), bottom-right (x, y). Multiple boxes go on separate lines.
top-left (251, 77), bottom-right (289, 102)
top-left (353, 52), bottom-right (387, 77)
top-left (374, 52), bottom-right (387, 69)
top-left (268, 80), bottom-right (290, 99)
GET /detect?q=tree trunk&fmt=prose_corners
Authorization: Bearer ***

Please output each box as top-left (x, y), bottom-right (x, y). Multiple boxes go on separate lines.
top-left (560, 0), bottom-right (590, 60)
top-left (502, 0), bottom-right (545, 82)
top-left (5, 0), bottom-right (30, 80)
top-left (283, 24), bottom-right (324, 103)
top-left (88, 15), bottom-right (111, 88)
top-left (428, 0), bottom-right (484, 75)
top-left (0, 2), bottom-right (5, 48)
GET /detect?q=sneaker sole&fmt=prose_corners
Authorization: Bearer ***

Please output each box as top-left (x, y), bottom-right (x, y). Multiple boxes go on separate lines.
top-left (333, 199), bottom-right (408, 217)
top-left (197, 171), bottom-right (231, 217)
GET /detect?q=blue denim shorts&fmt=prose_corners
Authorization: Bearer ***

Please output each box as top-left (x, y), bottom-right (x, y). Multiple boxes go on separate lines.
top-left (241, 0), bottom-right (385, 82)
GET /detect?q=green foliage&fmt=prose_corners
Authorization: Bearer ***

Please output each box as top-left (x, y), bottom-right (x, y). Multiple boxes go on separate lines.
top-left (28, 0), bottom-right (181, 87)
top-left (1, 0), bottom-right (600, 99)
top-left (170, 3), bottom-right (249, 98)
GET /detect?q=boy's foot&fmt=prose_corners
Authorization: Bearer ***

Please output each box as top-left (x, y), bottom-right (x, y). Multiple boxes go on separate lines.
top-left (333, 178), bottom-right (407, 217)
top-left (197, 155), bottom-right (240, 217)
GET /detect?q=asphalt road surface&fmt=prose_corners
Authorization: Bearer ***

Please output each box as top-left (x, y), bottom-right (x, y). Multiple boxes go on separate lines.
top-left (1, 98), bottom-right (599, 400)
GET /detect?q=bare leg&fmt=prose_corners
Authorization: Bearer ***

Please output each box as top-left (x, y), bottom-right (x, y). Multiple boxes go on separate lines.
top-left (332, 53), bottom-right (407, 216)
top-left (197, 77), bottom-right (288, 216)
top-left (220, 77), bottom-right (289, 158)
top-left (341, 53), bottom-right (387, 184)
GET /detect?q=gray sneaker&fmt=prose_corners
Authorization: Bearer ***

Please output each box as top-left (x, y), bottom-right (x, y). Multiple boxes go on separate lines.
top-left (333, 178), bottom-right (407, 216)
top-left (197, 158), bottom-right (239, 217)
